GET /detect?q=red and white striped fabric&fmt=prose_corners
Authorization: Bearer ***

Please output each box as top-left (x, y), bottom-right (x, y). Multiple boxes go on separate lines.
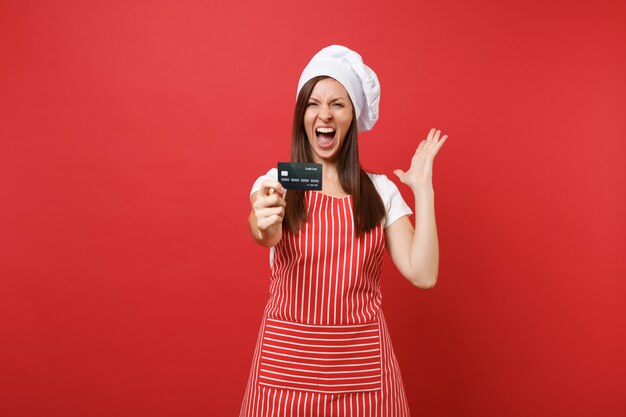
top-left (259, 318), bottom-right (382, 394)
top-left (241, 191), bottom-right (411, 416)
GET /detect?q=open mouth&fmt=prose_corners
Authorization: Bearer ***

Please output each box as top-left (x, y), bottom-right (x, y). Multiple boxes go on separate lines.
top-left (315, 127), bottom-right (336, 149)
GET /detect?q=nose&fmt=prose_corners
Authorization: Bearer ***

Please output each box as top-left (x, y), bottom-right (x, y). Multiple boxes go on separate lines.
top-left (318, 105), bottom-right (332, 121)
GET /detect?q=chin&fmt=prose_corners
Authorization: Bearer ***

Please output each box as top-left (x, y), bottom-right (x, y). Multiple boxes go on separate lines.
top-left (316, 152), bottom-right (339, 163)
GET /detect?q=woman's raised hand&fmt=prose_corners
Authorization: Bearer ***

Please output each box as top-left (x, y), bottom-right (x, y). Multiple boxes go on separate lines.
top-left (252, 180), bottom-right (286, 239)
top-left (393, 128), bottom-right (448, 190)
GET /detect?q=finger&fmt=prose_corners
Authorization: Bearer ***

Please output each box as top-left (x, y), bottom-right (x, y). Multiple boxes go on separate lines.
top-left (393, 169), bottom-right (405, 180)
top-left (264, 206), bottom-right (285, 218)
top-left (254, 193), bottom-right (287, 210)
top-left (435, 135), bottom-right (448, 150)
top-left (414, 140), bottom-right (426, 155)
top-left (433, 129), bottom-right (441, 142)
top-left (269, 188), bottom-right (286, 200)
top-left (258, 214), bottom-right (284, 230)
top-left (257, 212), bottom-right (285, 228)
top-left (428, 134), bottom-right (448, 158)
top-left (268, 193), bottom-right (287, 207)
top-left (257, 206), bottom-right (285, 222)
top-left (260, 179), bottom-right (286, 196)
top-left (427, 128), bottom-right (436, 141)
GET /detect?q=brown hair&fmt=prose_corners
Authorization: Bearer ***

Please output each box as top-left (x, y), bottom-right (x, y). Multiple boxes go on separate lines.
top-left (283, 76), bottom-right (385, 236)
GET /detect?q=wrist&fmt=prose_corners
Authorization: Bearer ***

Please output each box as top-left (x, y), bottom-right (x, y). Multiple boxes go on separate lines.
top-left (411, 183), bottom-right (434, 195)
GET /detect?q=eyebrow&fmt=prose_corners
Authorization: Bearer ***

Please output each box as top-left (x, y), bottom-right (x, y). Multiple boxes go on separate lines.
top-left (308, 97), bottom-right (346, 103)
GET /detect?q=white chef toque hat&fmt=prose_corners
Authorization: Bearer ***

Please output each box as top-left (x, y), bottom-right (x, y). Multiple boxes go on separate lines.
top-left (297, 45), bottom-right (380, 132)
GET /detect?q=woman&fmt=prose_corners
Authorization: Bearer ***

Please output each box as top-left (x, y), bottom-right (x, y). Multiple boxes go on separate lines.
top-left (240, 45), bottom-right (447, 416)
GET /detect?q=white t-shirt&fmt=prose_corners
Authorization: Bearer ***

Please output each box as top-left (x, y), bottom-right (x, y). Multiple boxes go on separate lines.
top-left (250, 168), bottom-right (412, 266)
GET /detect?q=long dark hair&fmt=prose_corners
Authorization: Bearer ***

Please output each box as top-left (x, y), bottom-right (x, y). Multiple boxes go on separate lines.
top-left (283, 76), bottom-right (385, 236)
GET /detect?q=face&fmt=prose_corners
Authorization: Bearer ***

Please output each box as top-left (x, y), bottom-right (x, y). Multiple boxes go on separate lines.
top-left (303, 78), bottom-right (354, 164)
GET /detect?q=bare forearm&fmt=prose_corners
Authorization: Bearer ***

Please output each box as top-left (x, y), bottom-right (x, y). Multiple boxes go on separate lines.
top-left (408, 185), bottom-right (439, 288)
top-left (389, 127), bottom-right (447, 288)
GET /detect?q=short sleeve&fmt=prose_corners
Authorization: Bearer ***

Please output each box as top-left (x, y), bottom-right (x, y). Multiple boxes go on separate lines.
top-left (250, 168), bottom-right (279, 197)
top-left (368, 173), bottom-right (413, 229)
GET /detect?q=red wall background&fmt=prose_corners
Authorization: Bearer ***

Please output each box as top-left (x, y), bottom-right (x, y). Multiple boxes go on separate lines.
top-left (1, 0), bottom-right (625, 416)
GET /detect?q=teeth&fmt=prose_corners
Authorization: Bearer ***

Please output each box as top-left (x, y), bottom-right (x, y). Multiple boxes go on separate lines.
top-left (316, 127), bottom-right (335, 133)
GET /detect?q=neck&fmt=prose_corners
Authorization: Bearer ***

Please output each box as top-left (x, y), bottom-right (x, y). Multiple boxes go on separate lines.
top-left (312, 159), bottom-right (338, 179)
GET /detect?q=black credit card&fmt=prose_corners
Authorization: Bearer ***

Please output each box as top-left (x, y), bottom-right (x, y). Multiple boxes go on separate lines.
top-left (278, 162), bottom-right (323, 190)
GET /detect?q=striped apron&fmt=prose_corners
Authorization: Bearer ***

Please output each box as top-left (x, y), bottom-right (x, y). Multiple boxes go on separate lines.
top-left (240, 191), bottom-right (411, 416)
